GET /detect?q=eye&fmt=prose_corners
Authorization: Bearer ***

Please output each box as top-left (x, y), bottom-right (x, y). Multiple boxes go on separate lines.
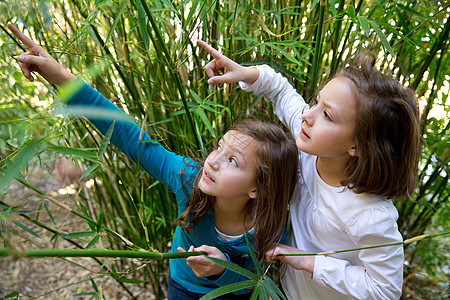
top-left (229, 157), bottom-right (238, 167)
top-left (216, 144), bottom-right (222, 151)
top-left (310, 98), bottom-right (318, 108)
top-left (323, 111), bottom-right (332, 121)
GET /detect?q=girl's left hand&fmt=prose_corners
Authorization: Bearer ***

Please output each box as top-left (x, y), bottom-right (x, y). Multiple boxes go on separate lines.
top-left (7, 24), bottom-right (76, 85)
top-left (177, 245), bottom-right (227, 278)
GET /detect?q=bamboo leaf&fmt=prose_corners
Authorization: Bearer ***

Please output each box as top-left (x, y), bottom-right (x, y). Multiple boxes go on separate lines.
top-left (245, 234), bottom-right (264, 277)
top-left (96, 212), bottom-right (104, 233)
top-left (196, 107), bottom-right (215, 137)
top-left (85, 235), bottom-right (100, 249)
top-left (98, 120), bottom-right (115, 158)
top-left (47, 145), bottom-right (97, 160)
top-left (368, 20), bottom-right (396, 58)
top-left (357, 16), bottom-right (370, 34)
top-left (199, 280), bottom-right (256, 300)
top-left (118, 277), bottom-right (146, 284)
top-left (0, 140), bottom-right (40, 190)
top-left (43, 202), bottom-right (56, 225)
top-left (105, 3), bottom-right (128, 45)
top-left (347, 5), bottom-right (355, 18)
top-left (80, 165), bottom-right (98, 181)
top-left (12, 221), bottom-right (41, 238)
top-left (205, 256), bottom-right (259, 281)
top-left (137, 0), bottom-right (150, 51)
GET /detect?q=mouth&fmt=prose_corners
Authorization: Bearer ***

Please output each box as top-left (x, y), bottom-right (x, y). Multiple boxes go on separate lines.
top-left (203, 170), bottom-right (215, 183)
top-left (300, 127), bottom-right (310, 139)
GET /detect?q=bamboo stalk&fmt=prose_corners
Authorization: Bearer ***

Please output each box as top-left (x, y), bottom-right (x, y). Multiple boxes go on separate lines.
top-left (278, 231), bottom-right (449, 257)
top-left (0, 248), bottom-right (206, 260)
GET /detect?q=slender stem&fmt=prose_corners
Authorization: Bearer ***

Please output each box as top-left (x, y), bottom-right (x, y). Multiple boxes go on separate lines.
top-left (0, 248), bottom-right (206, 260)
top-left (278, 231), bottom-right (449, 257)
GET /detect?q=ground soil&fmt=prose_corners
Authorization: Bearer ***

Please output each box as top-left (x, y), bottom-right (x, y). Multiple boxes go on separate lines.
top-left (0, 166), bottom-right (156, 299)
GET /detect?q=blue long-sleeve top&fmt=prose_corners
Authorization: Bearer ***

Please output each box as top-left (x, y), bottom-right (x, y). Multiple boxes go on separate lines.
top-left (66, 79), bottom-right (256, 295)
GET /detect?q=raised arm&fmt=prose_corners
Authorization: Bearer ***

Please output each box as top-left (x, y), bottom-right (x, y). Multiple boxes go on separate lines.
top-left (197, 40), bottom-right (259, 85)
top-left (8, 24), bottom-right (76, 85)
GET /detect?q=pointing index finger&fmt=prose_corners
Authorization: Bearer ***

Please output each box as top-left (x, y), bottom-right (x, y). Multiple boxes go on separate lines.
top-left (7, 24), bottom-right (40, 51)
top-left (197, 40), bottom-right (223, 60)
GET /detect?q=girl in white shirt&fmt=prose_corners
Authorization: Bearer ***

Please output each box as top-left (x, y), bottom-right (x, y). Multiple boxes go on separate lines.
top-left (198, 40), bottom-right (421, 300)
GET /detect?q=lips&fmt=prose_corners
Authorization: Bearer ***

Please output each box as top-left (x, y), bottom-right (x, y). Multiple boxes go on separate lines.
top-left (203, 170), bottom-right (215, 183)
top-left (300, 127), bottom-right (310, 139)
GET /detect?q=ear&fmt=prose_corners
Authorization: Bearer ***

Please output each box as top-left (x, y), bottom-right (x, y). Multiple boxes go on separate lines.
top-left (248, 188), bottom-right (257, 199)
top-left (348, 145), bottom-right (359, 157)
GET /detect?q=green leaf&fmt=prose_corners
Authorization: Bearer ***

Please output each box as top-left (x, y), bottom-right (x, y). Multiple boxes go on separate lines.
top-left (98, 120), bottom-right (115, 158)
top-left (47, 145), bottom-right (97, 160)
top-left (96, 212), bottom-right (104, 233)
top-left (4, 291), bottom-right (19, 298)
top-left (368, 20), bottom-right (396, 58)
top-left (0, 140), bottom-right (40, 190)
top-left (137, 0), bottom-right (150, 51)
top-left (13, 221), bottom-right (41, 239)
top-left (85, 235), bottom-right (100, 249)
top-left (196, 107), bottom-right (215, 137)
top-left (262, 276), bottom-right (287, 300)
top-left (190, 90), bottom-right (203, 104)
top-left (200, 280), bottom-right (256, 300)
top-left (118, 277), bottom-right (146, 284)
top-left (245, 234), bottom-right (264, 276)
top-left (205, 256), bottom-right (259, 281)
top-left (105, 3), bottom-right (127, 45)
top-left (43, 202), bottom-right (56, 224)
top-left (347, 5), bottom-right (355, 18)
top-left (357, 16), bottom-right (370, 34)
top-left (80, 165), bottom-right (98, 181)
top-left (64, 231), bottom-right (96, 238)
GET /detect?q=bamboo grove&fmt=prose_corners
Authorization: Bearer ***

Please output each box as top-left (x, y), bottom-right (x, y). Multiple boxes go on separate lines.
top-left (0, 0), bottom-right (448, 298)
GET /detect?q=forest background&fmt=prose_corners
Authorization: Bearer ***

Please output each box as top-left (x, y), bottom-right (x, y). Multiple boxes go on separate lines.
top-left (0, 0), bottom-right (448, 299)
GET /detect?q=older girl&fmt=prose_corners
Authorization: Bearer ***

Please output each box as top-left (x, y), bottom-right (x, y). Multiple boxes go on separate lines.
top-left (198, 40), bottom-right (420, 299)
top-left (9, 24), bottom-right (299, 299)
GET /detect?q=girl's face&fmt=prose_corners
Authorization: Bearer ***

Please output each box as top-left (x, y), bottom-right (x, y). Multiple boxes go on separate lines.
top-left (199, 130), bottom-right (258, 202)
top-left (297, 76), bottom-right (357, 159)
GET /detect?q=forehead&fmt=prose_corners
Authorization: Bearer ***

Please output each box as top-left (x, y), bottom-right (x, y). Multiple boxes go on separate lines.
top-left (222, 130), bottom-right (257, 155)
top-left (319, 76), bottom-right (357, 120)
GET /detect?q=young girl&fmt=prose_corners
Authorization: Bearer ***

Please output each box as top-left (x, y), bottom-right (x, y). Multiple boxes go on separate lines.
top-left (8, 24), bottom-right (300, 299)
top-left (198, 40), bottom-right (420, 299)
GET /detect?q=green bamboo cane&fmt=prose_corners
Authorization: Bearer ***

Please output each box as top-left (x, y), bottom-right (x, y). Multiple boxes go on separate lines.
top-left (278, 231), bottom-right (449, 257)
top-left (308, 0), bottom-right (326, 101)
top-left (2, 232), bottom-right (447, 260)
top-left (136, 0), bottom-right (201, 150)
top-left (0, 248), bottom-right (206, 260)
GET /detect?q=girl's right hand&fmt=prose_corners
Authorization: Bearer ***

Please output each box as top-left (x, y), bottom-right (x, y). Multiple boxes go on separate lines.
top-left (197, 40), bottom-right (260, 85)
top-left (8, 24), bottom-right (76, 85)
top-left (265, 244), bottom-right (315, 274)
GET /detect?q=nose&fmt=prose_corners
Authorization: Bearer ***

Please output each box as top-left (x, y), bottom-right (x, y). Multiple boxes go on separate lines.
top-left (302, 106), bottom-right (312, 125)
top-left (206, 151), bottom-right (220, 170)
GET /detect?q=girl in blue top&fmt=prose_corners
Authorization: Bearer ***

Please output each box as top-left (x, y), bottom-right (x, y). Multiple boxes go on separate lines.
top-left (9, 24), bottom-right (299, 299)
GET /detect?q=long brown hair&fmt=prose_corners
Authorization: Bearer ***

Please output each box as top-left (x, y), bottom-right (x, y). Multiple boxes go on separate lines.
top-left (177, 120), bottom-right (299, 263)
top-left (339, 53), bottom-right (420, 199)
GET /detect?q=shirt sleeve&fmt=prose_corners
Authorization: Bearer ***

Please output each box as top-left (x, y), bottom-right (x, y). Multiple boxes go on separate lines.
top-left (239, 65), bottom-right (308, 139)
top-left (312, 206), bottom-right (404, 299)
top-left (65, 78), bottom-right (191, 193)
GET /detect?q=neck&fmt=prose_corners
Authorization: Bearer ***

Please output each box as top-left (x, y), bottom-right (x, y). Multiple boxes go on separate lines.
top-left (213, 197), bottom-right (252, 236)
top-left (316, 156), bottom-right (350, 187)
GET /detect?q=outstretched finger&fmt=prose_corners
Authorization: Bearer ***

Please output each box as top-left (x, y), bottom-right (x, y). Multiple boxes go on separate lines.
top-left (7, 24), bottom-right (41, 52)
top-left (197, 40), bottom-right (224, 60)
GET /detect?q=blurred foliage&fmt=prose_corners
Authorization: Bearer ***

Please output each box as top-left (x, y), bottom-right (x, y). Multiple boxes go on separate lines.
top-left (0, 0), bottom-right (448, 298)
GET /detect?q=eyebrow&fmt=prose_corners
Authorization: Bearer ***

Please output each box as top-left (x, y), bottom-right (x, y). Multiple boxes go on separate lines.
top-left (317, 92), bottom-right (334, 111)
top-left (221, 134), bottom-right (249, 163)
